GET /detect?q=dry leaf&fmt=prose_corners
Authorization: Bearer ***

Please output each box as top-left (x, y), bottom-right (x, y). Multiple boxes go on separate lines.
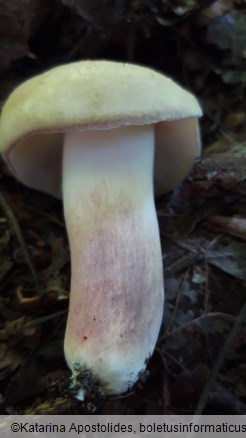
top-left (207, 215), bottom-right (246, 240)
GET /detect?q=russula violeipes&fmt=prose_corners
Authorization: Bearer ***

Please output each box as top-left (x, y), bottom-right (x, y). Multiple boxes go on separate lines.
top-left (0, 60), bottom-right (202, 399)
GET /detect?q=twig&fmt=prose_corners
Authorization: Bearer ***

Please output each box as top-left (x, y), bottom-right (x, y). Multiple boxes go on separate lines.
top-left (162, 350), bottom-right (191, 376)
top-left (165, 254), bottom-right (204, 276)
top-left (198, 246), bottom-right (210, 313)
top-left (29, 309), bottom-right (67, 325)
top-left (158, 312), bottom-right (235, 343)
top-left (156, 347), bottom-right (170, 414)
top-left (163, 268), bottom-right (190, 335)
top-left (26, 205), bottom-right (64, 228)
top-left (0, 191), bottom-right (44, 296)
top-left (194, 299), bottom-right (246, 414)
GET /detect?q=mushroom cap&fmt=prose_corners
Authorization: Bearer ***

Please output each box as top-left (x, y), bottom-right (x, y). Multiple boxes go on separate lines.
top-left (0, 60), bottom-right (202, 197)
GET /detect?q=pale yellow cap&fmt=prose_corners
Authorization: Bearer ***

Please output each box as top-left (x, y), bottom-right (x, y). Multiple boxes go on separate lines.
top-left (0, 60), bottom-right (202, 197)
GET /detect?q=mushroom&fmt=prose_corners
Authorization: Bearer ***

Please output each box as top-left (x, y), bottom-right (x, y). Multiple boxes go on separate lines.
top-left (0, 60), bottom-right (202, 400)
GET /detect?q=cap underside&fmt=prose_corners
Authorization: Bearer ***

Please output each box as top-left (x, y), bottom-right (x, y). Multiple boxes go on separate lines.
top-left (0, 60), bottom-right (202, 196)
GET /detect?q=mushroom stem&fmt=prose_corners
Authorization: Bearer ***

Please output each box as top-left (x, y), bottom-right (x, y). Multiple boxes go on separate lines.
top-left (63, 125), bottom-right (164, 398)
